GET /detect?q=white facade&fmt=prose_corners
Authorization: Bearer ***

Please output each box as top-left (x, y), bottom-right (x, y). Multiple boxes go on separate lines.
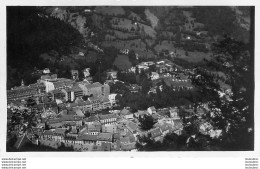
top-left (108, 94), bottom-right (117, 105)
top-left (44, 81), bottom-right (55, 93)
top-left (151, 72), bottom-right (159, 80)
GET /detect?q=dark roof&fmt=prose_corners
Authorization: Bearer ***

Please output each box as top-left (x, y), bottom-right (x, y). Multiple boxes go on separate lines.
top-left (158, 123), bottom-right (171, 132)
top-left (43, 130), bottom-right (54, 136)
top-left (71, 85), bottom-right (82, 92)
top-left (53, 82), bottom-right (64, 88)
top-left (126, 121), bottom-right (138, 133)
top-left (148, 128), bottom-right (162, 138)
top-left (120, 109), bottom-right (130, 115)
top-left (99, 114), bottom-right (117, 120)
top-left (97, 133), bottom-right (113, 142)
top-left (84, 115), bottom-right (99, 122)
top-left (54, 128), bottom-right (67, 135)
top-left (78, 134), bottom-right (98, 141)
top-left (31, 127), bottom-right (44, 135)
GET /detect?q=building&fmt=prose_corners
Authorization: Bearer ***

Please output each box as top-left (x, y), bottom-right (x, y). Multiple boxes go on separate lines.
top-left (50, 89), bottom-right (64, 100)
top-left (78, 134), bottom-right (98, 145)
top-left (87, 122), bottom-right (102, 135)
top-left (78, 82), bottom-right (110, 98)
top-left (61, 88), bottom-right (73, 102)
top-left (53, 128), bottom-right (67, 142)
top-left (147, 106), bottom-right (156, 115)
top-left (169, 107), bottom-right (180, 119)
top-left (146, 127), bottom-right (162, 141)
top-left (71, 70), bottom-right (79, 80)
top-left (137, 65), bottom-right (149, 73)
top-left (108, 93), bottom-right (117, 106)
top-left (156, 64), bottom-right (168, 73)
top-left (106, 70), bottom-right (118, 80)
top-left (99, 114), bottom-right (117, 125)
top-left (43, 68), bottom-right (51, 74)
top-left (102, 124), bottom-right (118, 133)
top-left (71, 85), bottom-right (83, 100)
top-left (83, 68), bottom-right (91, 78)
top-left (151, 72), bottom-right (159, 80)
top-left (97, 133), bottom-right (113, 145)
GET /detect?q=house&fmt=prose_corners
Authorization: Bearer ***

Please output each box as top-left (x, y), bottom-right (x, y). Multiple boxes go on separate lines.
top-left (73, 108), bottom-right (85, 117)
top-left (60, 115), bottom-right (83, 127)
top-left (137, 65), bottom-right (149, 73)
top-left (169, 107), bottom-right (180, 119)
top-left (126, 121), bottom-right (138, 134)
top-left (71, 70), bottom-right (79, 80)
top-left (171, 119), bottom-right (183, 135)
top-left (156, 123), bottom-right (172, 136)
top-left (78, 134), bottom-right (98, 145)
top-left (89, 96), bottom-right (102, 111)
top-left (83, 68), bottom-right (91, 78)
top-left (152, 114), bottom-right (159, 123)
top-left (71, 85), bottom-right (83, 100)
top-left (106, 70), bottom-right (118, 80)
top-left (102, 124), bottom-right (118, 133)
top-left (156, 64), bottom-right (168, 73)
top-left (75, 98), bottom-right (93, 112)
top-left (87, 122), bottom-right (102, 135)
top-left (50, 89), bottom-right (64, 100)
top-left (84, 115), bottom-right (99, 125)
top-left (117, 122), bottom-right (128, 133)
top-left (151, 72), bottom-right (159, 80)
top-left (97, 133), bottom-right (113, 145)
top-left (101, 97), bottom-right (111, 109)
top-left (146, 127), bottom-right (162, 141)
top-left (53, 128), bottom-right (67, 142)
top-left (41, 130), bottom-right (54, 140)
top-left (108, 93), bottom-right (117, 106)
top-left (134, 110), bottom-right (148, 119)
top-left (43, 68), bottom-right (51, 74)
top-left (120, 108), bottom-right (133, 119)
top-left (61, 88), bottom-right (73, 102)
top-left (49, 122), bottom-right (63, 129)
top-left (99, 114), bottom-right (117, 125)
top-left (147, 106), bottom-right (156, 115)
top-left (157, 108), bottom-right (170, 117)
top-left (78, 82), bottom-right (110, 98)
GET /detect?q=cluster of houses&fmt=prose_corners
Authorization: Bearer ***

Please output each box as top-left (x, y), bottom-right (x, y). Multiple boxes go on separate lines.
top-left (13, 104), bottom-right (184, 151)
top-left (7, 65), bottom-right (219, 151)
top-left (126, 59), bottom-right (194, 93)
top-left (7, 67), bottom-right (186, 151)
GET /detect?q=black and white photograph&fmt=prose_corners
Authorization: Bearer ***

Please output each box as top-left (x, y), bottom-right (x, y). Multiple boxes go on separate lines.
top-left (5, 5), bottom-right (255, 153)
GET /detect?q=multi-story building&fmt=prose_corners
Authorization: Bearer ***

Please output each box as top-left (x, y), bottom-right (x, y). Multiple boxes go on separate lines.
top-left (71, 85), bottom-right (83, 99)
top-left (99, 114), bottom-right (117, 125)
top-left (78, 82), bottom-right (110, 98)
top-left (108, 93), bottom-right (117, 106)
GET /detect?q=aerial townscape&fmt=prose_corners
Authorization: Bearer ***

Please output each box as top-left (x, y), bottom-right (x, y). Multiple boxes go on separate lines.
top-left (6, 6), bottom-right (254, 151)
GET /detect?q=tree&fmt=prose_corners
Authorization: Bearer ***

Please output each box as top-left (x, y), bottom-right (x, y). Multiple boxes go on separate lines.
top-left (139, 114), bottom-right (156, 130)
top-left (191, 36), bottom-right (254, 150)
